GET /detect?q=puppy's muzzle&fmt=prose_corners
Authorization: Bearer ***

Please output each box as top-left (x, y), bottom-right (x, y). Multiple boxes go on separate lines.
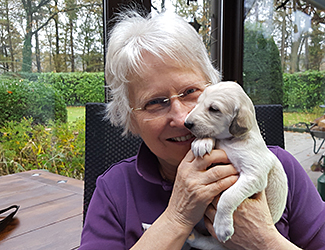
top-left (184, 121), bottom-right (194, 130)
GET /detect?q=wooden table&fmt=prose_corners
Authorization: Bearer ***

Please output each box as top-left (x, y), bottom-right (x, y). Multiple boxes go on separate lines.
top-left (0, 170), bottom-right (84, 250)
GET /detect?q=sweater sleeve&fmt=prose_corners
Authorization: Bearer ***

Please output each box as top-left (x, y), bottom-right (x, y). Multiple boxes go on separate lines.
top-left (79, 173), bottom-right (126, 250)
top-left (271, 146), bottom-right (325, 250)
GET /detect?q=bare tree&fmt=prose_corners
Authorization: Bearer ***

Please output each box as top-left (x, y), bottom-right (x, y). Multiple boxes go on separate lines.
top-left (65, 0), bottom-right (77, 72)
top-left (4, 0), bottom-right (15, 71)
top-left (0, 0), bottom-right (22, 72)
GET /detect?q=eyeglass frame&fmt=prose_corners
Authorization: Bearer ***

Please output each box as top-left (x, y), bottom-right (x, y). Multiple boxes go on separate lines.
top-left (130, 81), bottom-right (212, 116)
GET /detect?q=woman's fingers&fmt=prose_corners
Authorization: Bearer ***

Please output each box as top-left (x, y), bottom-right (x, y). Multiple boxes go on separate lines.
top-left (183, 148), bottom-right (231, 171)
top-left (204, 204), bottom-right (216, 225)
top-left (204, 195), bottom-right (221, 239)
top-left (204, 164), bottom-right (238, 184)
top-left (179, 149), bottom-right (238, 194)
top-left (183, 149), bottom-right (238, 186)
top-left (204, 195), bottom-right (220, 226)
top-left (168, 148), bottom-right (238, 229)
top-left (204, 211), bottom-right (217, 239)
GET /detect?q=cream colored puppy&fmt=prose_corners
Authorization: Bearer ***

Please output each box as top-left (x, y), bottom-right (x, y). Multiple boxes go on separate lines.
top-left (184, 81), bottom-right (288, 248)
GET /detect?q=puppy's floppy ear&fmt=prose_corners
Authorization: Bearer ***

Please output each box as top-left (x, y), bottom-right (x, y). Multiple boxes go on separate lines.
top-left (229, 106), bottom-right (253, 137)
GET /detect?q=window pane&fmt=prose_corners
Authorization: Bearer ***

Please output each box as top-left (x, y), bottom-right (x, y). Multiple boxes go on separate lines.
top-left (243, 0), bottom-right (325, 118)
top-left (0, 0), bottom-right (104, 179)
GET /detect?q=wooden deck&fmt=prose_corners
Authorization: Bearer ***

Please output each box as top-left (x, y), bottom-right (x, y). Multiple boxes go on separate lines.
top-left (0, 170), bottom-right (83, 250)
top-left (0, 131), bottom-right (324, 249)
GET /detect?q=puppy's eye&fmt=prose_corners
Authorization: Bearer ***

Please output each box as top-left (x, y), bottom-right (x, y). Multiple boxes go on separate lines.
top-left (209, 106), bottom-right (220, 113)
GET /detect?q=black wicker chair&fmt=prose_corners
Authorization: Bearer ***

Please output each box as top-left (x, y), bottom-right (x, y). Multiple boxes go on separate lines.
top-left (84, 102), bottom-right (142, 222)
top-left (83, 103), bottom-right (284, 222)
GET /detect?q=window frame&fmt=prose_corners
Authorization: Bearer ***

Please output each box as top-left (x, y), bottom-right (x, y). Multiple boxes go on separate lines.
top-left (102, 0), bottom-right (245, 102)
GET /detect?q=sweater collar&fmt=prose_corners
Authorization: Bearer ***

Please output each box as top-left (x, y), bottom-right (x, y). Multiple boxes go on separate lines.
top-left (136, 142), bottom-right (174, 191)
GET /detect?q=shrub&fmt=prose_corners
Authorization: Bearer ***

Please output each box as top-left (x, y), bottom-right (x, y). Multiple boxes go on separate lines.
top-left (243, 25), bottom-right (283, 105)
top-left (0, 117), bottom-right (85, 179)
top-left (0, 79), bottom-right (67, 126)
top-left (283, 70), bottom-right (325, 111)
top-left (38, 72), bottom-right (105, 106)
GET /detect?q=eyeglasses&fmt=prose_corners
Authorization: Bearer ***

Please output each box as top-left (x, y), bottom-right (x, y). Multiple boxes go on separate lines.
top-left (131, 81), bottom-right (211, 121)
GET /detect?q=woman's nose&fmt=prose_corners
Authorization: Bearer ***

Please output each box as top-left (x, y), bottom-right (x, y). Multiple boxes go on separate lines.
top-left (167, 99), bottom-right (191, 127)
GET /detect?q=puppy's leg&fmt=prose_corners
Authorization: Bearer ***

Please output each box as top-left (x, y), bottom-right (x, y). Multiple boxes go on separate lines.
top-left (214, 173), bottom-right (267, 242)
top-left (265, 161), bottom-right (288, 223)
top-left (191, 138), bottom-right (215, 157)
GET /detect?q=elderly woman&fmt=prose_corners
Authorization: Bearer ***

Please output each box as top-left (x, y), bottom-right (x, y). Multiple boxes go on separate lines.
top-left (79, 9), bottom-right (325, 250)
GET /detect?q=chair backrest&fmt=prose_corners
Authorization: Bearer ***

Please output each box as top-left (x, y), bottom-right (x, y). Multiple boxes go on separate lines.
top-left (83, 103), bottom-right (284, 222)
top-left (254, 104), bottom-right (285, 149)
top-left (84, 103), bottom-right (142, 222)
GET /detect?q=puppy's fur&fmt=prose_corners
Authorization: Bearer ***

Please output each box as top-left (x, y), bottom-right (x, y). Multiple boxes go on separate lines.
top-left (184, 81), bottom-right (288, 249)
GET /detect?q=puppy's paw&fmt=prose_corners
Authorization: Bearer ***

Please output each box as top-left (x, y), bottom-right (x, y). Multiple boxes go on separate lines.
top-left (213, 215), bottom-right (234, 243)
top-left (191, 138), bottom-right (215, 158)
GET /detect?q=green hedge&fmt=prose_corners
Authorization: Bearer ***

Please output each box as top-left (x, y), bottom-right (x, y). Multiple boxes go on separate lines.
top-left (0, 79), bottom-right (67, 126)
top-left (16, 72), bottom-right (40, 82)
top-left (6, 70), bottom-right (325, 117)
top-left (38, 72), bottom-right (105, 106)
top-left (283, 70), bottom-right (325, 110)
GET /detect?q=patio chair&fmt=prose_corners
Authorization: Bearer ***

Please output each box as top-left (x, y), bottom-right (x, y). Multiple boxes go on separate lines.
top-left (83, 103), bottom-right (284, 222)
top-left (84, 102), bottom-right (142, 222)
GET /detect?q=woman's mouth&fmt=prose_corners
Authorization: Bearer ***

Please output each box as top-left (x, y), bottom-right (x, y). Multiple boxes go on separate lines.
top-left (167, 134), bottom-right (195, 142)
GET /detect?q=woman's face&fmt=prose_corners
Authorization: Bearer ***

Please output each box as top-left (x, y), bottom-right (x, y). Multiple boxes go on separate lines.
top-left (129, 53), bottom-right (207, 170)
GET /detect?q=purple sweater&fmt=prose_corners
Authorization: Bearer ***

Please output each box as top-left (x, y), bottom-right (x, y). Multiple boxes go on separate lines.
top-left (80, 143), bottom-right (325, 249)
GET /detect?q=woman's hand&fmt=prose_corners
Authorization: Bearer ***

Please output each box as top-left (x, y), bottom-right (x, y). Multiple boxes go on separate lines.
top-left (206, 191), bottom-right (276, 249)
top-left (204, 191), bottom-right (301, 250)
top-left (165, 149), bottom-right (238, 232)
top-left (131, 149), bottom-right (238, 250)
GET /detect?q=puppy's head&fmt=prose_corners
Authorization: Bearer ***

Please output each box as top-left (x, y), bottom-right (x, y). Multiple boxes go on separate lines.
top-left (184, 81), bottom-right (255, 139)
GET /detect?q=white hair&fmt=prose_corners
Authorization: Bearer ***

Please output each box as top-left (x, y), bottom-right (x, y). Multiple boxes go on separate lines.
top-left (105, 9), bottom-right (221, 136)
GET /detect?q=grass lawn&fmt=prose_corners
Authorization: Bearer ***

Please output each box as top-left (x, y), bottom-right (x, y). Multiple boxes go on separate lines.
top-left (67, 106), bottom-right (85, 123)
top-left (284, 112), bottom-right (316, 127)
top-left (283, 109), bottom-right (324, 127)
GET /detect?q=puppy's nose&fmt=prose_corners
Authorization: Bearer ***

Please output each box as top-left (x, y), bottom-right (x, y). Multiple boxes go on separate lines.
top-left (184, 121), bottom-right (194, 130)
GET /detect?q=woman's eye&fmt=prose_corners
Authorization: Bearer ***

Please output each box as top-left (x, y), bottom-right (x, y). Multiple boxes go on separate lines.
top-left (148, 99), bottom-right (162, 105)
top-left (184, 88), bottom-right (198, 96)
top-left (144, 98), bottom-right (168, 110)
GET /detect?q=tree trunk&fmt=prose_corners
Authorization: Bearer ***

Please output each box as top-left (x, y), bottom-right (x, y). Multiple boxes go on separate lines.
top-left (46, 28), bottom-right (53, 71)
top-left (70, 18), bottom-right (75, 72)
top-left (35, 20), bottom-right (41, 72)
top-left (5, 0), bottom-right (14, 72)
top-left (22, 0), bottom-right (33, 72)
top-left (280, 10), bottom-right (286, 71)
top-left (21, 0), bottom-right (53, 72)
top-left (53, 0), bottom-right (61, 72)
top-left (290, 40), bottom-right (300, 73)
top-left (22, 32), bottom-right (32, 72)
top-left (304, 36), bottom-right (309, 70)
top-left (290, 0), bottom-right (298, 73)
top-left (64, 28), bottom-right (68, 72)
